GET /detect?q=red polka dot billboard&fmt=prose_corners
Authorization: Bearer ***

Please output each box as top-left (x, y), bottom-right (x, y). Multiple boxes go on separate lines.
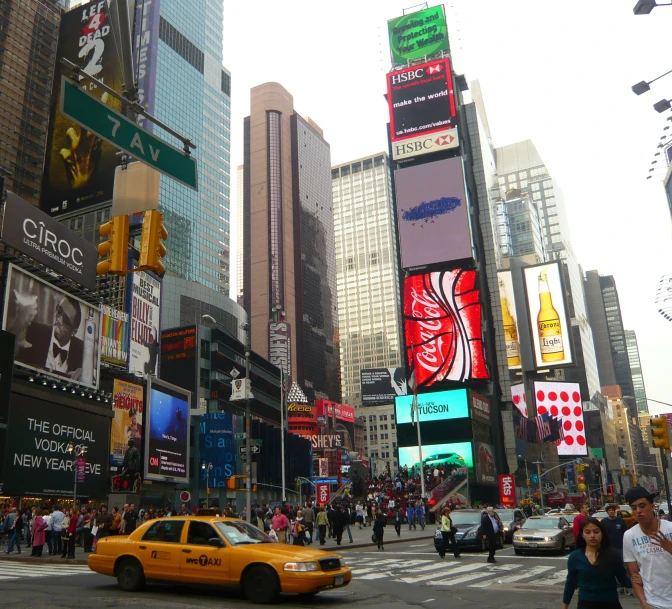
top-left (534, 381), bottom-right (586, 456)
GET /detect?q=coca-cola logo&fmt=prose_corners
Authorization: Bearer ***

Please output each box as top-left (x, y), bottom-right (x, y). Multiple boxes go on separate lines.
top-left (409, 286), bottom-right (447, 379)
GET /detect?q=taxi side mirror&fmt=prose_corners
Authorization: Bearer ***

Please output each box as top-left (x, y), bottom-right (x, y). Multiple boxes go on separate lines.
top-left (208, 537), bottom-right (225, 548)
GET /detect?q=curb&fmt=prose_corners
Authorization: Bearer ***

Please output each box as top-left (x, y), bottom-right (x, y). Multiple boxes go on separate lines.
top-left (0, 554), bottom-right (88, 565)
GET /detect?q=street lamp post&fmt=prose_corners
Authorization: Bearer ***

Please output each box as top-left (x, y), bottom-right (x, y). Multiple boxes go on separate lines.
top-left (202, 462), bottom-right (212, 508)
top-left (67, 441), bottom-right (87, 508)
top-left (634, 0), bottom-right (672, 14)
top-left (518, 455), bottom-right (530, 500)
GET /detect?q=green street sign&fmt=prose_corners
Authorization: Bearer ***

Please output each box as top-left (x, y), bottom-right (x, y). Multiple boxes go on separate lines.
top-left (60, 78), bottom-right (198, 190)
top-left (234, 433), bottom-right (245, 439)
top-left (250, 439), bottom-right (263, 445)
top-left (387, 6), bottom-right (449, 65)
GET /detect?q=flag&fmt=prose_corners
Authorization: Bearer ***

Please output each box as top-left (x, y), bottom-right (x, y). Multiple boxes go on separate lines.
top-left (557, 419), bottom-right (565, 442)
top-left (536, 412), bottom-right (552, 442)
top-left (514, 414), bottom-right (527, 441)
top-left (546, 417), bottom-right (560, 442)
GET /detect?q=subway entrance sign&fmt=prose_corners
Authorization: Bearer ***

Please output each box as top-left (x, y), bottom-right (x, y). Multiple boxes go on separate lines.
top-left (60, 78), bottom-right (198, 190)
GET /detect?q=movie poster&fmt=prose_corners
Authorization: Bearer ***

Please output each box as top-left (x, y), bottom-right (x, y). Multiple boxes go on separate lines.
top-left (129, 271), bottom-right (160, 376)
top-left (110, 379), bottom-right (144, 467)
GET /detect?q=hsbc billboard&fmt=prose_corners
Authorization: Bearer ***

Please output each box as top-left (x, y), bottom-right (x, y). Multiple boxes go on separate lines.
top-left (387, 58), bottom-right (457, 159)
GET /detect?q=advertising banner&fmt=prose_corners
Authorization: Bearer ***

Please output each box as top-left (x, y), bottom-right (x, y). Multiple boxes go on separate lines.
top-left (497, 270), bottom-right (522, 370)
top-left (133, 0), bottom-right (160, 131)
top-left (534, 381), bottom-right (587, 456)
top-left (129, 271), bottom-right (161, 376)
top-left (317, 482), bottom-right (330, 506)
top-left (395, 389), bottom-right (469, 425)
top-left (404, 270), bottom-right (488, 386)
top-left (199, 412), bottom-right (235, 488)
top-left (398, 441), bottom-right (473, 474)
top-left (41, 0), bottom-right (123, 216)
top-left (522, 262), bottom-right (574, 369)
top-left (394, 157), bottom-right (472, 269)
top-left (387, 5), bottom-right (449, 65)
top-left (474, 441), bottom-right (496, 484)
top-left (76, 457), bottom-right (87, 483)
top-left (2, 393), bottom-right (109, 497)
top-left (469, 391), bottom-right (491, 426)
top-left (100, 305), bottom-right (130, 367)
top-left (2, 192), bottom-right (98, 289)
top-left (498, 474), bottom-right (517, 507)
top-left (268, 321), bottom-right (291, 377)
top-left (511, 383), bottom-right (528, 417)
top-left (387, 58), bottom-right (456, 144)
top-left (110, 378), bottom-right (144, 467)
top-left (360, 367), bottom-right (407, 405)
top-left (318, 458), bottom-right (329, 477)
top-left (316, 400), bottom-right (355, 423)
top-left (160, 325), bottom-right (196, 392)
top-left (144, 377), bottom-right (190, 483)
top-left (0, 330), bottom-right (15, 427)
top-left (302, 434), bottom-right (344, 450)
top-left (3, 264), bottom-right (101, 389)
top-left (392, 129), bottom-right (458, 161)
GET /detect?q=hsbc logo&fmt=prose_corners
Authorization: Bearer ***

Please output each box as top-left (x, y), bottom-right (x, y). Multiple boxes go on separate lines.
top-left (390, 63), bottom-right (444, 85)
top-left (427, 64), bottom-right (443, 74)
top-left (392, 129), bottom-right (459, 161)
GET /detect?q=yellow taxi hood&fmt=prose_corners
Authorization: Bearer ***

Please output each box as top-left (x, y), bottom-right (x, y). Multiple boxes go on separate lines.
top-left (233, 542), bottom-right (341, 561)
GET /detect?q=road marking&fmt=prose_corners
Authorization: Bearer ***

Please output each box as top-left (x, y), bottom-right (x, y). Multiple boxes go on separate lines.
top-left (357, 571), bottom-right (394, 580)
top-left (0, 563), bottom-right (93, 581)
top-left (427, 564), bottom-right (521, 587)
top-left (470, 565), bottom-right (555, 587)
top-left (397, 562), bottom-right (477, 584)
top-left (528, 569), bottom-right (567, 586)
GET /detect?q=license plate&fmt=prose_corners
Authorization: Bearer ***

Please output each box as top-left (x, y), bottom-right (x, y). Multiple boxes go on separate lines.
top-left (334, 574), bottom-right (344, 586)
top-left (528, 543), bottom-right (538, 548)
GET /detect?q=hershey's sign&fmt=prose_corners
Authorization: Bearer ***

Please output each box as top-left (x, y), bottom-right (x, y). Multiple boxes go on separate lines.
top-left (269, 321), bottom-right (290, 376)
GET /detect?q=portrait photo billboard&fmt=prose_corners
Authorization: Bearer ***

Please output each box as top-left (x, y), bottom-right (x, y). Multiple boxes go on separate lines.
top-left (522, 261), bottom-right (574, 369)
top-left (394, 157), bottom-right (472, 269)
top-left (144, 376), bottom-right (190, 483)
top-left (2, 264), bottom-right (101, 389)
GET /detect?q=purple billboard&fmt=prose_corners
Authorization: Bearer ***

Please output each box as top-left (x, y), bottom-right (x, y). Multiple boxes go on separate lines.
top-left (394, 157), bottom-right (473, 269)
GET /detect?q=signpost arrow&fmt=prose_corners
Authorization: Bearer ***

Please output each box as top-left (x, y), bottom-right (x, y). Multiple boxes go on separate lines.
top-left (239, 445), bottom-right (261, 455)
top-left (60, 78), bottom-right (198, 190)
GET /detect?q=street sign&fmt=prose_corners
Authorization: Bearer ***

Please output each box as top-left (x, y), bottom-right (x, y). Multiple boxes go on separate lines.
top-left (239, 445), bottom-right (261, 455)
top-left (234, 433), bottom-right (245, 439)
top-left (60, 78), bottom-right (198, 190)
top-left (250, 439), bottom-right (263, 445)
top-left (542, 481), bottom-right (555, 492)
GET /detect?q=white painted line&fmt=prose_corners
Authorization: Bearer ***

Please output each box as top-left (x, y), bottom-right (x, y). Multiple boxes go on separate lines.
top-left (427, 564), bottom-right (521, 587)
top-left (423, 599), bottom-right (435, 602)
top-left (357, 571), bottom-right (394, 580)
top-left (398, 562), bottom-right (477, 584)
top-left (470, 565), bottom-right (555, 587)
top-left (529, 569), bottom-right (567, 586)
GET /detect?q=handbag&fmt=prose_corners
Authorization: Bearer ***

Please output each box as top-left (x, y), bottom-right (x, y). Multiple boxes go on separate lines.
top-left (451, 526), bottom-right (458, 534)
top-left (371, 533), bottom-right (377, 542)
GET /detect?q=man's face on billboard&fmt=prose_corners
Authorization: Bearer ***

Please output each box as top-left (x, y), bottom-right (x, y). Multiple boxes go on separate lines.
top-left (54, 298), bottom-right (78, 345)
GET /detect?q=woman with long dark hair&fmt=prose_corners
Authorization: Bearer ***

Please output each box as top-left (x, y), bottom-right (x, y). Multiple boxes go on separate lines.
top-left (562, 516), bottom-right (630, 609)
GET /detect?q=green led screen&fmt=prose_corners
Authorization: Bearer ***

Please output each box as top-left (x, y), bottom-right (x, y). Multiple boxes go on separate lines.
top-left (387, 5), bottom-right (449, 65)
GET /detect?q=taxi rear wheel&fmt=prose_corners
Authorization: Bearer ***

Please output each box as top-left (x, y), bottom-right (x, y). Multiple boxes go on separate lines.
top-left (115, 557), bottom-right (146, 592)
top-left (242, 565), bottom-right (280, 604)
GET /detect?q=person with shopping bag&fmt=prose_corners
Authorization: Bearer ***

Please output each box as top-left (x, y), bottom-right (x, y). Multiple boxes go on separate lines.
top-left (437, 506), bottom-right (461, 559)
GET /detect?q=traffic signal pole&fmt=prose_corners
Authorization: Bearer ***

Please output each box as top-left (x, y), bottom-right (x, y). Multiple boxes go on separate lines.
top-left (661, 448), bottom-right (672, 516)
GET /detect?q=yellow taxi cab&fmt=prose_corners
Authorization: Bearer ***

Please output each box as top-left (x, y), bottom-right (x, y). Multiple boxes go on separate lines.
top-left (592, 507), bottom-right (636, 530)
top-left (88, 510), bottom-right (351, 604)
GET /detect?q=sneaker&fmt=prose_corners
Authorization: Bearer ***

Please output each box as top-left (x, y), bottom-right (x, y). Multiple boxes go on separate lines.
top-left (487, 559), bottom-right (496, 564)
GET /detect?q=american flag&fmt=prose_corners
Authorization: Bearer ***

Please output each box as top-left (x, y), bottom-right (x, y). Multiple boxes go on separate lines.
top-left (536, 412), bottom-right (552, 442)
top-left (514, 414), bottom-right (528, 441)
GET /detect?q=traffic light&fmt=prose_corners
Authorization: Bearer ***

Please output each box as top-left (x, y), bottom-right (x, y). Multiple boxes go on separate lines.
top-left (138, 209), bottom-right (168, 274)
top-left (651, 416), bottom-right (671, 454)
top-left (576, 463), bottom-right (585, 472)
top-left (97, 215), bottom-right (129, 275)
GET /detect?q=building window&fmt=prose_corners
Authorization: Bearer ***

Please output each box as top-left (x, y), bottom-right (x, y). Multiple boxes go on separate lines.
top-left (199, 368), bottom-right (210, 389)
top-left (200, 339), bottom-right (210, 360)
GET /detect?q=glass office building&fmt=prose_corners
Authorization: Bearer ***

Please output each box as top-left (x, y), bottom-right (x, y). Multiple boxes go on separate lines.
top-left (625, 329), bottom-right (649, 414)
top-left (331, 153), bottom-right (402, 405)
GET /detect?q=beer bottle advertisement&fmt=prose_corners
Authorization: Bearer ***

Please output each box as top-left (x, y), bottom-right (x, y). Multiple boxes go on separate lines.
top-left (497, 271), bottom-right (521, 369)
top-left (522, 262), bottom-right (573, 369)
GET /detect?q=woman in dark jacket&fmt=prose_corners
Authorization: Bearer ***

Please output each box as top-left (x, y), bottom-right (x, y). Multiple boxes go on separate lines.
top-left (373, 510), bottom-right (387, 551)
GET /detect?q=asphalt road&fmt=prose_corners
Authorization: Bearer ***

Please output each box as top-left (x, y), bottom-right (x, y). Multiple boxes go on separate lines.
top-left (0, 539), bottom-right (643, 609)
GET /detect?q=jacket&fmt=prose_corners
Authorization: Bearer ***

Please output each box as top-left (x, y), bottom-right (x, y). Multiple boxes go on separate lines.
top-left (441, 514), bottom-right (454, 532)
top-left (315, 511), bottom-right (329, 526)
top-left (32, 516), bottom-right (47, 547)
top-left (480, 512), bottom-right (501, 537)
top-left (373, 515), bottom-right (387, 536)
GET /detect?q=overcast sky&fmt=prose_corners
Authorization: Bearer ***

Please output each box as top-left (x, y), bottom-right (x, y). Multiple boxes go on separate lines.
top-left (223, 0), bottom-right (672, 415)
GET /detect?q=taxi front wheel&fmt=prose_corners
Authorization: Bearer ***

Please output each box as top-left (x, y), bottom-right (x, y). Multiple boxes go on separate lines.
top-left (242, 565), bottom-right (280, 604)
top-left (115, 557), bottom-right (146, 592)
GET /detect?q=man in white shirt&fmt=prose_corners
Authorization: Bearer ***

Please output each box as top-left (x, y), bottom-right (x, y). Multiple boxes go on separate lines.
top-left (50, 505), bottom-right (65, 557)
top-left (622, 486), bottom-right (672, 609)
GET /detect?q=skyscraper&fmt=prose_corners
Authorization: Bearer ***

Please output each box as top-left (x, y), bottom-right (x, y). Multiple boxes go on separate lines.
top-left (331, 153), bottom-right (402, 404)
top-left (242, 83), bottom-right (340, 403)
top-left (625, 329), bottom-right (648, 414)
top-left (494, 140), bottom-right (600, 400)
top-left (0, 0), bottom-right (62, 203)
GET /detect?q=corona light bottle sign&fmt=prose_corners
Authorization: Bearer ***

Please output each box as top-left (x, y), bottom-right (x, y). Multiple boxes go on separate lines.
top-left (499, 278), bottom-right (521, 367)
top-left (537, 269), bottom-right (564, 362)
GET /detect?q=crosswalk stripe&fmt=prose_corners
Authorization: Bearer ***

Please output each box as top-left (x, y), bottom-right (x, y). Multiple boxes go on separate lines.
top-left (427, 564), bottom-right (521, 587)
top-left (397, 562), bottom-right (474, 584)
top-left (529, 569), bottom-right (567, 586)
top-left (357, 571), bottom-right (395, 580)
top-left (470, 565), bottom-right (555, 587)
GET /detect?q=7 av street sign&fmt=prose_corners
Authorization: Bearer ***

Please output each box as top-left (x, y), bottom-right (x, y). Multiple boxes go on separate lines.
top-left (60, 78), bottom-right (198, 190)
top-left (239, 445), bottom-right (261, 455)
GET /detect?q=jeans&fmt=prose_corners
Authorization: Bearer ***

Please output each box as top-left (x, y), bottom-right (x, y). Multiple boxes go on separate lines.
top-left (417, 515), bottom-right (426, 530)
top-left (53, 530), bottom-right (63, 555)
top-left (45, 530), bottom-right (53, 554)
top-left (318, 524), bottom-right (327, 545)
top-left (7, 530), bottom-right (21, 553)
top-left (408, 516), bottom-right (416, 530)
top-left (376, 530), bottom-right (384, 549)
top-left (345, 523), bottom-right (353, 543)
top-left (67, 534), bottom-right (75, 558)
top-left (394, 521), bottom-right (401, 536)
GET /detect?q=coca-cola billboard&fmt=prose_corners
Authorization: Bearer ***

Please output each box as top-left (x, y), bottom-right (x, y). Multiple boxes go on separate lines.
top-left (404, 270), bottom-right (488, 387)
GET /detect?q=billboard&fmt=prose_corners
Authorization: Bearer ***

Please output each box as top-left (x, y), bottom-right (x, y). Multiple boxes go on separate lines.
top-left (129, 271), bottom-right (161, 376)
top-left (2, 192), bottom-right (98, 289)
top-left (100, 305), bottom-right (130, 367)
top-left (497, 270), bottom-right (522, 370)
top-left (499, 474), bottom-right (517, 507)
top-left (268, 321), bottom-right (291, 377)
top-left (3, 393), bottom-right (109, 497)
top-left (41, 0), bottom-right (124, 216)
top-left (199, 412), bottom-right (235, 487)
top-left (398, 441), bottom-right (472, 473)
top-left (404, 270), bottom-right (488, 387)
top-left (522, 262), bottom-right (574, 369)
top-left (133, 0), bottom-right (160, 131)
top-left (144, 377), bottom-right (190, 483)
top-left (316, 400), bottom-right (355, 423)
top-left (394, 157), bottom-right (472, 269)
top-left (160, 325), bottom-right (197, 392)
top-left (110, 379), bottom-right (144, 467)
top-left (387, 5), bottom-right (449, 65)
top-left (3, 264), bottom-right (101, 389)
top-left (469, 391), bottom-right (491, 426)
top-left (360, 367), bottom-right (407, 405)
top-left (387, 58), bottom-right (456, 144)
top-left (511, 383), bottom-right (528, 417)
top-left (395, 389), bottom-right (469, 425)
top-left (534, 381), bottom-right (587, 456)
top-left (474, 441), bottom-right (496, 484)
top-left (0, 330), bottom-right (14, 427)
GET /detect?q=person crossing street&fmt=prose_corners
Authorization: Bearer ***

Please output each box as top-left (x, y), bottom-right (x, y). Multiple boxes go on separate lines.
top-left (480, 506), bottom-right (502, 563)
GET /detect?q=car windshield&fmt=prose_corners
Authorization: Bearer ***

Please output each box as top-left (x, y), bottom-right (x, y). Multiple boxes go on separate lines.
top-left (497, 510), bottom-right (515, 520)
top-left (593, 512), bottom-right (608, 519)
top-left (562, 514), bottom-right (578, 522)
top-left (214, 521), bottom-right (272, 544)
top-left (449, 512), bottom-right (480, 525)
top-left (522, 518), bottom-right (559, 529)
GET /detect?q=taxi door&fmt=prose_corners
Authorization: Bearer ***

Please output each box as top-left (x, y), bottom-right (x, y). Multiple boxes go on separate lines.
top-left (180, 521), bottom-right (231, 585)
top-left (135, 519), bottom-right (186, 580)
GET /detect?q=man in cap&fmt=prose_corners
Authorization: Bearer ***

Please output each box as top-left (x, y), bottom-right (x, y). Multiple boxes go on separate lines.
top-left (622, 486), bottom-right (672, 609)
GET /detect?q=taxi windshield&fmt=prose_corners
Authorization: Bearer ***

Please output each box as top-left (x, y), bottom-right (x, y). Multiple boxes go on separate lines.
top-left (214, 520), bottom-right (272, 544)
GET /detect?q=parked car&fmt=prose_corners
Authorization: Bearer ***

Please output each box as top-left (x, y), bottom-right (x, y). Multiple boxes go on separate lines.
top-left (496, 508), bottom-right (527, 543)
top-left (88, 511), bottom-right (351, 603)
top-left (593, 508), bottom-right (636, 529)
top-left (450, 510), bottom-right (504, 551)
top-left (513, 515), bottom-right (574, 555)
